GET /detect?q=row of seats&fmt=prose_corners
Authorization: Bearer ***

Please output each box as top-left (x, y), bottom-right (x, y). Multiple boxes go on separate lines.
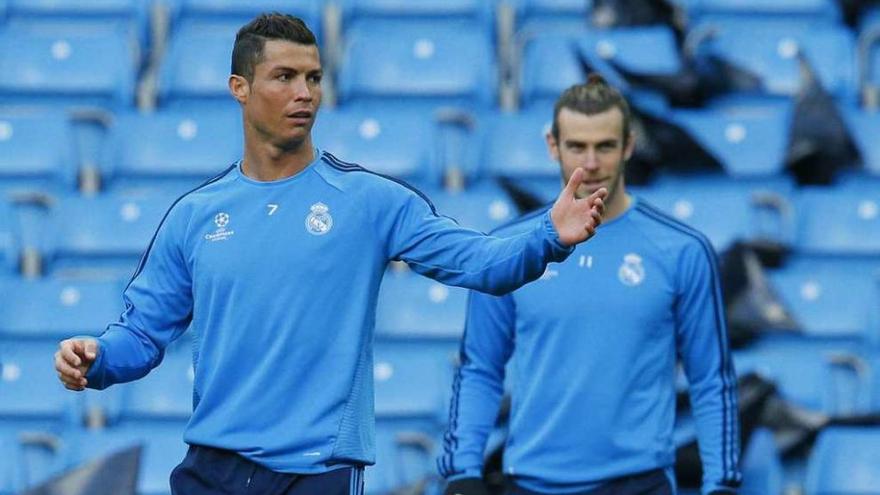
top-left (1, 178), bottom-right (877, 276)
top-left (1, 102), bottom-right (878, 194)
top-left (1, 2), bottom-right (879, 112)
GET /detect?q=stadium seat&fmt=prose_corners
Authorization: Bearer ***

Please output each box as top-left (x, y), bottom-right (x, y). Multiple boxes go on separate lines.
top-left (45, 193), bottom-right (179, 278)
top-left (804, 426), bottom-right (880, 494)
top-left (519, 34), bottom-right (586, 109)
top-left (0, 26), bottom-right (137, 110)
top-left (693, 18), bottom-right (856, 99)
top-left (168, 0), bottom-right (323, 41)
top-left (341, 0), bottom-right (491, 24)
top-left (0, 278), bottom-right (123, 339)
top-left (740, 428), bottom-right (783, 495)
top-left (156, 21), bottom-right (241, 110)
top-left (686, 0), bottom-right (841, 23)
top-left (427, 181), bottom-right (517, 234)
top-left (767, 257), bottom-right (880, 339)
top-left (670, 101), bottom-right (792, 177)
top-left (796, 185), bottom-right (880, 255)
top-left (337, 20), bottom-right (496, 110)
top-left (0, 111), bottom-right (78, 194)
top-left (840, 105), bottom-right (880, 177)
top-left (576, 26), bottom-right (682, 82)
top-left (0, 200), bottom-right (19, 276)
top-left (375, 271), bottom-right (468, 340)
top-left (480, 108), bottom-right (561, 203)
top-left (4, 0), bottom-right (150, 48)
top-left (637, 177), bottom-right (794, 252)
top-left (733, 337), bottom-right (869, 414)
top-left (370, 418), bottom-right (441, 495)
top-left (0, 339), bottom-right (81, 423)
top-left (65, 421), bottom-right (188, 495)
top-left (313, 107), bottom-right (441, 187)
top-left (101, 108), bottom-right (241, 194)
top-left (115, 348), bottom-right (194, 422)
top-left (513, 0), bottom-right (591, 33)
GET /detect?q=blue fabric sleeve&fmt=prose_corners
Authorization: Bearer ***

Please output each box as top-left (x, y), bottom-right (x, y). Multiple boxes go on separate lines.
top-left (388, 194), bottom-right (571, 295)
top-left (85, 204), bottom-right (193, 390)
top-left (438, 291), bottom-right (516, 479)
top-left (675, 241), bottom-right (742, 494)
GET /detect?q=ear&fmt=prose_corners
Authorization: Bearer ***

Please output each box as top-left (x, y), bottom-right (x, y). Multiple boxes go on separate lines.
top-left (546, 130), bottom-right (561, 162)
top-left (229, 74), bottom-right (249, 104)
top-left (623, 130), bottom-right (636, 161)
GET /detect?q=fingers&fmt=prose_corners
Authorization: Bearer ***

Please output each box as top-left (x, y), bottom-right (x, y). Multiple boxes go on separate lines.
top-left (84, 340), bottom-right (98, 361)
top-left (562, 168), bottom-right (585, 198)
top-left (56, 340), bottom-right (88, 390)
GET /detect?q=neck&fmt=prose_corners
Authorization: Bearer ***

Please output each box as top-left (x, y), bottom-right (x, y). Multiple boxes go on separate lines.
top-left (241, 129), bottom-right (316, 182)
top-left (602, 180), bottom-right (631, 222)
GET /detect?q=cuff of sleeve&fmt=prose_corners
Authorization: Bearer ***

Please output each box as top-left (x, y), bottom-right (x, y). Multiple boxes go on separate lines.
top-left (540, 210), bottom-right (574, 261)
top-left (84, 339), bottom-right (107, 390)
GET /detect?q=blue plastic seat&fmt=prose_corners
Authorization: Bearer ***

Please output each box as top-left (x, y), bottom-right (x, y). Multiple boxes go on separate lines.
top-left (671, 102), bottom-right (792, 177)
top-left (0, 278), bottom-right (123, 339)
top-left (0, 200), bottom-right (19, 276)
top-left (65, 421), bottom-right (188, 495)
top-left (427, 181), bottom-right (517, 234)
top-left (733, 337), bottom-right (868, 414)
top-left (168, 0), bottom-right (323, 41)
top-left (576, 26), bottom-right (682, 82)
top-left (805, 426), bottom-right (880, 494)
top-left (46, 193), bottom-right (179, 278)
top-left (0, 111), bottom-right (78, 194)
top-left (376, 271), bottom-right (468, 340)
top-left (513, 0), bottom-right (591, 32)
top-left (840, 105), bottom-right (880, 178)
top-left (313, 107), bottom-right (441, 187)
top-left (102, 108), bottom-right (241, 194)
top-left (693, 18), bottom-right (856, 99)
top-left (338, 20), bottom-right (495, 110)
top-left (0, 340), bottom-right (80, 422)
top-left (637, 177), bottom-right (793, 252)
top-left (519, 34), bottom-right (585, 109)
top-left (0, 26), bottom-right (137, 110)
top-left (370, 418), bottom-right (441, 495)
top-left (686, 0), bottom-right (841, 23)
top-left (116, 349), bottom-right (194, 422)
top-left (374, 340), bottom-right (454, 419)
top-left (796, 185), bottom-right (880, 256)
top-left (740, 428), bottom-right (783, 495)
top-left (4, 0), bottom-right (149, 48)
top-left (157, 21), bottom-right (240, 110)
top-left (341, 0), bottom-right (491, 24)
top-left (767, 257), bottom-right (880, 339)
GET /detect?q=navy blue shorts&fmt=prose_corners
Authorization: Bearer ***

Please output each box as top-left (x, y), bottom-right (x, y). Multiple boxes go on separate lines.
top-left (507, 468), bottom-right (674, 495)
top-left (170, 445), bottom-right (365, 495)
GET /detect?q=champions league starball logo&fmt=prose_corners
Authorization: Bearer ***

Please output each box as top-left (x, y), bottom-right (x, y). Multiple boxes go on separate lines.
top-left (214, 212), bottom-right (229, 228)
top-left (305, 203), bottom-right (333, 235)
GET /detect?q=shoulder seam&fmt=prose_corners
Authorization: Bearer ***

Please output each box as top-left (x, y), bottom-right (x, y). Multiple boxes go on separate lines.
top-left (321, 151), bottom-right (439, 216)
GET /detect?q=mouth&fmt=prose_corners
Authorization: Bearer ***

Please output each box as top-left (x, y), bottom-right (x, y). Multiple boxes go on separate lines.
top-left (286, 111), bottom-right (313, 125)
top-left (580, 178), bottom-right (608, 187)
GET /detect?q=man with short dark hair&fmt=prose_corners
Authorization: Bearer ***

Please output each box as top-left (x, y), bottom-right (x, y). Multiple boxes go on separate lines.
top-left (53, 13), bottom-right (607, 495)
top-left (439, 75), bottom-right (742, 495)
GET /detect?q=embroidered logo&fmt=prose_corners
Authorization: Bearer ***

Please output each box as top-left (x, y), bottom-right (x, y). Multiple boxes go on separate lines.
top-left (305, 202), bottom-right (333, 235)
top-left (205, 212), bottom-right (235, 242)
top-left (618, 253), bottom-right (645, 286)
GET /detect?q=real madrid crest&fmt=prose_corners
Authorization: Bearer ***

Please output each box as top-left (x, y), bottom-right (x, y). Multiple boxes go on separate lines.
top-left (618, 253), bottom-right (645, 286)
top-left (305, 202), bottom-right (333, 235)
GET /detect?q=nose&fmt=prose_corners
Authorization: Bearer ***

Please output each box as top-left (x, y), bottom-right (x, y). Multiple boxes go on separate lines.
top-left (582, 150), bottom-right (600, 171)
top-left (292, 77), bottom-right (313, 101)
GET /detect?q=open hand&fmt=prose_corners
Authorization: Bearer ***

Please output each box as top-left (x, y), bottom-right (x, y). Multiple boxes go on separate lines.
top-left (549, 168), bottom-right (608, 246)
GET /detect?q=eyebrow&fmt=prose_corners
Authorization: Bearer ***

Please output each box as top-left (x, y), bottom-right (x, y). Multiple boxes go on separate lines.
top-left (564, 138), bottom-right (619, 146)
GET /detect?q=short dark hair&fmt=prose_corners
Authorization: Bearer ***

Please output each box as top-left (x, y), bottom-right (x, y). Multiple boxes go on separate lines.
top-left (552, 73), bottom-right (632, 145)
top-left (231, 13), bottom-right (317, 82)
